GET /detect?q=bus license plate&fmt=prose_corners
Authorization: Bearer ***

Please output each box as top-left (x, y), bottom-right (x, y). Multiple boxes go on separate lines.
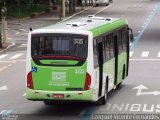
top-left (53, 94), bottom-right (64, 98)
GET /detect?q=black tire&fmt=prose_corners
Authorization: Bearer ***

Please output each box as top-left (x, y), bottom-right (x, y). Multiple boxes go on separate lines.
top-left (106, 3), bottom-right (109, 6)
top-left (116, 82), bottom-right (122, 90)
top-left (96, 4), bottom-right (98, 6)
top-left (96, 77), bottom-right (108, 105)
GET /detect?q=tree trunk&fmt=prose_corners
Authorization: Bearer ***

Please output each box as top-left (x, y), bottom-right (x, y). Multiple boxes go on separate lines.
top-left (60, 0), bottom-right (65, 18)
top-left (69, 0), bottom-right (73, 14)
top-left (81, 0), bottom-right (83, 10)
top-left (72, 0), bottom-right (75, 13)
top-left (0, 30), bottom-right (2, 48)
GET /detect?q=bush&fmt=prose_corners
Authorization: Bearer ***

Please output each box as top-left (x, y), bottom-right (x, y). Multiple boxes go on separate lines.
top-left (7, 4), bottom-right (49, 18)
top-left (4, 0), bottom-right (50, 18)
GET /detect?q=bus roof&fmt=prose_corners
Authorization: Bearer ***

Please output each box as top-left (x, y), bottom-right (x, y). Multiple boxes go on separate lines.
top-left (34, 15), bottom-right (128, 38)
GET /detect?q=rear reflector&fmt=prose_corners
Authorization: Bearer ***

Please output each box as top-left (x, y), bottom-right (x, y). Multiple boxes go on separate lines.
top-left (84, 72), bottom-right (91, 90)
top-left (27, 71), bottom-right (34, 89)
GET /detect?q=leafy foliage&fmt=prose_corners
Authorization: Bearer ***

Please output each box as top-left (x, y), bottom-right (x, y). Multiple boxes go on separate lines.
top-left (4, 0), bottom-right (49, 18)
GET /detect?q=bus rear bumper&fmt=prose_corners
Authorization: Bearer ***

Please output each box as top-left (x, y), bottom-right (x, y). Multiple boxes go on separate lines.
top-left (26, 88), bottom-right (95, 101)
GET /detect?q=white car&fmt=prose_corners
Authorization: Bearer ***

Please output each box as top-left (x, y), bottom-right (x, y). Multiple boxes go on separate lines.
top-left (94, 0), bottom-right (110, 6)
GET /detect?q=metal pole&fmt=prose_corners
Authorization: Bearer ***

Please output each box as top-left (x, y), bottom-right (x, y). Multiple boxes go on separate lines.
top-left (69, 0), bottom-right (72, 14)
top-left (2, 18), bottom-right (8, 43)
top-left (60, 0), bottom-right (65, 18)
top-left (73, 0), bottom-right (75, 13)
top-left (1, 1), bottom-right (8, 43)
top-left (62, 0), bottom-right (65, 17)
top-left (0, 30), bottom-right (2, 48)
top-left (49, 0), bottom-right (53, 7)
top-left (81, 0), bottom-right (83, 10)
top-left (60, 0), bottom-right (62, 19)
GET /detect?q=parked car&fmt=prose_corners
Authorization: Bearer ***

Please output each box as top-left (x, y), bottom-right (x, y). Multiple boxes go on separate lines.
top-left (94, 0), bottom-right (110, 6)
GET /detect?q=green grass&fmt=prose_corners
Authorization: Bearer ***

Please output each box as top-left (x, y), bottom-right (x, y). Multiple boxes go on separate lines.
top-left (7, 4), bottom-right (49, 19)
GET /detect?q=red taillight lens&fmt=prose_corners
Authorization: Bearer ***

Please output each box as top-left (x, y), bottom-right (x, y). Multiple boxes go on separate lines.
top-left (27, 71), bottom-right (34, 89)
top-left (84, 73), bottom-right (91, 90)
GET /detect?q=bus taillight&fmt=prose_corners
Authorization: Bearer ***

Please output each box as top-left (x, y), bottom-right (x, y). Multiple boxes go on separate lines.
top-left (84, 72), bottom-right (91, 90)
top-left (27, 71), bottom-right (34, 89)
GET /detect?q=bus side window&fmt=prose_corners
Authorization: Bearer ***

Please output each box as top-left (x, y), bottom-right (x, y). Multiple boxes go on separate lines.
top-left (105, 35), bottom-right (111, 61)
top-left (39, 37), bottom-right (46, 55)
top-left (118, 29), bottom-right (123, 53)
top-left (93, 39), bottom-right (98, 68)
top-left (122, 27), bottom-right (127, 51)
top-left (43, 36), bottom-right (53, 55)
top-left (109, 33), bottom-right (114, 58)
top-left (31, 36), bottom-right (38, 56)
top-left (102, 36), bottom-right (106, 62)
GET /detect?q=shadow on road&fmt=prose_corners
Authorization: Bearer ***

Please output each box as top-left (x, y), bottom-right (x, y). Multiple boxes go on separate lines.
top-left (14, 102), bottom-right (93, 120)
top-left (35, 102), bottom-right (91, 115)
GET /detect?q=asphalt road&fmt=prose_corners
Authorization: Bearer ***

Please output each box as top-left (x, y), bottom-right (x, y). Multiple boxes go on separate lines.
top-left (0, 0), bottom-right (160, 120)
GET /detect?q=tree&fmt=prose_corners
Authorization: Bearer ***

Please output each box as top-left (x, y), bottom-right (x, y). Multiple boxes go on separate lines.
top-left (68, 0), bottom-right (76, 14)
top-left (1, 0), bottom-right (8, 43)
top-left (21, 0), bottom-right (34, 8)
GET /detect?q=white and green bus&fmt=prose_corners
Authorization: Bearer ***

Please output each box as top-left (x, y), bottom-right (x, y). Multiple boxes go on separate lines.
top-left (26, 15), bottom-right (133, 105)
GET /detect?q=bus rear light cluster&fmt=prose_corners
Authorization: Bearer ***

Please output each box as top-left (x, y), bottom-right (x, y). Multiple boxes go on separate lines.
top-left (84, 72), bottom-right (91, 90)
top-left (27, 71), bottom-right (34, 89)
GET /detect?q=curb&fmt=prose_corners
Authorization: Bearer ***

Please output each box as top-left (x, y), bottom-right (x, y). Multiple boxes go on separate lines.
top-left (0, 42), bottom-right (16, 53)
top-left (58, 6), bottom-right (93, 23)
top-left (6, 6), bottom-right (93, 25)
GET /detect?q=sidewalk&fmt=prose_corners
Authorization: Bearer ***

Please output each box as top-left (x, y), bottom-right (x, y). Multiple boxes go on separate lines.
top-left (0, 5), bottom-right (92, 52)
top-left (0, 42), bottom-right (15, 53)
top-left (7, 6), bottom-right (91, 31)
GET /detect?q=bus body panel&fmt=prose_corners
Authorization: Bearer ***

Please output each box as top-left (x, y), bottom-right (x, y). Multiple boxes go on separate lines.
top-left (26, 17), bottom-right (130, 103)
top-left (90, 19), bottom-right (127, 38)
top-left (86, 32), bottom-right (99, 101)
top-left (26, 33), bottom-right (32, 86)
top-left (115, 26), bottom-right (129, 86)
top-left (26, 88), bottom-right (94, 101)
top-left (93, 57), bottom-right (115, 99)
top-left (90, 24), bottom-right (129, 100)
top-left (26, 30), bottom-right (98, 102)
top-left (116, 52), bottom-right (127, 85)
top-left (31, 60), bottom-right (87, 91)
top-left (103, 58), bottom-right (115, 92)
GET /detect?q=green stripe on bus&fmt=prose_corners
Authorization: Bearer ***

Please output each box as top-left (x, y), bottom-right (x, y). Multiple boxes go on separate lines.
top-left (89, 19), bottom-right (127, 37)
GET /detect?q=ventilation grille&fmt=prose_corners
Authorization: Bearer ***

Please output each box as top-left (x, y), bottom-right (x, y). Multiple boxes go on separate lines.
top-left (87, 15), bottom-right (112, 21)
top-left (66, 22), bottom-right (86, 27)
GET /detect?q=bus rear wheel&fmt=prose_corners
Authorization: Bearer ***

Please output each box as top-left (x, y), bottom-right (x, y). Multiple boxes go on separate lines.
top-left (116, 82), bottom-right (122, 90)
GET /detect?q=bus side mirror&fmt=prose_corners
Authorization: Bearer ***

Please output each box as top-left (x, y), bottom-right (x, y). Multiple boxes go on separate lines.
top-left (29, 28), bottom-right (33, 31)
top-left (130, 33), bottom-right (134, 42)
top-left (128, 27), bottom-right (134, 42)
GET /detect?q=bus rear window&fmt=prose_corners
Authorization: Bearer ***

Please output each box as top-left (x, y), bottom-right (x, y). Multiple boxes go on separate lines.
top-left (31, 34), bottom-right (88, 59)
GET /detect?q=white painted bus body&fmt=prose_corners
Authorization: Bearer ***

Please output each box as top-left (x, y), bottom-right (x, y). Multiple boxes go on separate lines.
top-left (26, 28), bottom-right (115, 102)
